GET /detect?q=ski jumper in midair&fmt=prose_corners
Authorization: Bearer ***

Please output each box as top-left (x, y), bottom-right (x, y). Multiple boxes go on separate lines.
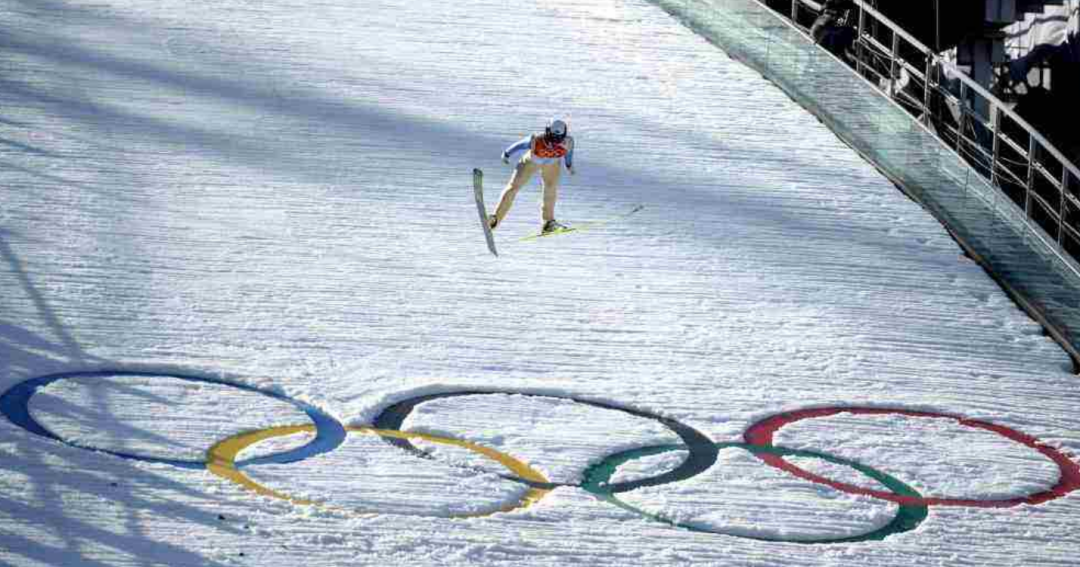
top-left (490, 119), bottom-right (575, 234)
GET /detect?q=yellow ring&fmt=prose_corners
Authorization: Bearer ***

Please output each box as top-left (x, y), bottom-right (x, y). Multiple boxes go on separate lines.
top-left (206, 425), bottom-right (551, 518)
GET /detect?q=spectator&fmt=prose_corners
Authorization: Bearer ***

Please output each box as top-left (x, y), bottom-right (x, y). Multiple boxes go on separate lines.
top-left (811, 0), bottom-right (857, 58)
top-left (1009, 4), bottom-right (1078, 162)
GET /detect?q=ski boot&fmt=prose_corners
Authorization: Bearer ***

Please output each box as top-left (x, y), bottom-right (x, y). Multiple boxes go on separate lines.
top-left (541, 219), bottom-right (568, 234)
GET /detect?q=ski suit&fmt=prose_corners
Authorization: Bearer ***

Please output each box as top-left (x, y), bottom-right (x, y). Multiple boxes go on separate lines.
top-left (493, 133), bottom-right (575, 227)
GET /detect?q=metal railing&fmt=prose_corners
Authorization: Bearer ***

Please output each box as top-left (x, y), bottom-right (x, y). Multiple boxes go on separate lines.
top-left (789, 0), bottom-right (1080, 266)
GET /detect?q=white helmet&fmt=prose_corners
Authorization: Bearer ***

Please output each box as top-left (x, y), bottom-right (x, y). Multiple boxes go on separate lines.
top-left (545, 119), bottom-right (568, 142)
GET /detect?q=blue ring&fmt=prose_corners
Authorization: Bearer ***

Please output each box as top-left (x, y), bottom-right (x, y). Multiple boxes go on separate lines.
top-left (0, 370), bottom-right (346, 470)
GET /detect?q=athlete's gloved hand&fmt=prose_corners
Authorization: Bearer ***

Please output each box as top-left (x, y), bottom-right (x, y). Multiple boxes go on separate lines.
top-left (501, 152), bottom-right (510, 165)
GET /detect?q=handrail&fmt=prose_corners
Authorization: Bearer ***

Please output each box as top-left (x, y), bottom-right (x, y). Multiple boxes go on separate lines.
top-left (828, 0), bottom-right (1080, 184)
top-left (851, 1), bottom-right (935, 55)
top-left (789, 0), bottom-right (1080, 269)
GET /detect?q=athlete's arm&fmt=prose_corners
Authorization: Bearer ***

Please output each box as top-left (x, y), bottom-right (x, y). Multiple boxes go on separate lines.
top-left (502, 135), bottom-right (533, 163)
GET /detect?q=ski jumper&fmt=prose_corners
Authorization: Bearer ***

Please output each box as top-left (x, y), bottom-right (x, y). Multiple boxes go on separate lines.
top-left (493, 133), bottom-right (575, 226)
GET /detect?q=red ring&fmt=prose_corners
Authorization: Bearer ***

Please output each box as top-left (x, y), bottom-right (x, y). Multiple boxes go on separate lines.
top-left (744, 407), bottom-right (1080, 508)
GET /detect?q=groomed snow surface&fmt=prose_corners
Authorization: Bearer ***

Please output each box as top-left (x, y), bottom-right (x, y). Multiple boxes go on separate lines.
top-left (1, 0), bottom-right (1079, 565)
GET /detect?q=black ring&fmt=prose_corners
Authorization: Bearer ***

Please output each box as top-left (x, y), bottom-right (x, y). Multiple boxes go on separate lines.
top-left (371, 390), bottom-right (718, 493)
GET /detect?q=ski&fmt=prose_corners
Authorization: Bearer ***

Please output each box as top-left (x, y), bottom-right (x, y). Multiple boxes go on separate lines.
top-left (473, 168), bottom-right (498, 257)
top-left (519, 204), bottom-right (645, 242)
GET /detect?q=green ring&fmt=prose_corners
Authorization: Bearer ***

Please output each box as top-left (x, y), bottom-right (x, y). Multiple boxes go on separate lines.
top-left (581, 442), bottom-right (927, 544)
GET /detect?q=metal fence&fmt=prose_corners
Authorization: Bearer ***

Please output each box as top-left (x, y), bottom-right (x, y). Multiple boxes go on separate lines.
top-left (790, 0), bottom-right (1080, 268)
top-left (651, 0), bottom-right (1080, 362)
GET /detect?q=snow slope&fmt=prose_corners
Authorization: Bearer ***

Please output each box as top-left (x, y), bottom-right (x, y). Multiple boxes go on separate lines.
top-left (1, 0), bottom-right (1078, 565)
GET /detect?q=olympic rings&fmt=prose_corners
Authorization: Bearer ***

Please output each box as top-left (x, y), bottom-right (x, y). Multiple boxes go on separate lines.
top-left (207, 425), bottom-right (551, 518)
top-left (580, 442), bottom-right (929, 544)
top-left (744, 407), bottom-right (1080, 508)
top-left (4, 371), bottom-right (1079, 544)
